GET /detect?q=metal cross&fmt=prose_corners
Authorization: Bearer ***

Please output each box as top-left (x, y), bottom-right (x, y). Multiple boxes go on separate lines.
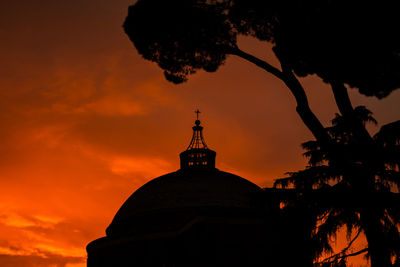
top-left (195, 109), bottom-right (201, 120)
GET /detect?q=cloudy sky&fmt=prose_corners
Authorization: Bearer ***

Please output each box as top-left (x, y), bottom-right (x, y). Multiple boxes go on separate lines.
top-left (1, 1), bottom-right (399, 266)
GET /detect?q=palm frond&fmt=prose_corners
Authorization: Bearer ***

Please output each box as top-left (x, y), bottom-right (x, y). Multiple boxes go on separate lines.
top-left (375, 120), bottom-right (400, 147)
top-left (354, 106), bottom-right (377, 125)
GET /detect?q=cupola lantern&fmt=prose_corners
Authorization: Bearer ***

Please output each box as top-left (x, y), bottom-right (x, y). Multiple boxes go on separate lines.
top-left (179, 110), bottom-right (216, 169)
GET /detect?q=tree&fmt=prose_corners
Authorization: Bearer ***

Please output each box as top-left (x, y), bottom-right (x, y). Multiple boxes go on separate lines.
top-left (123, 0), bottom-right (400, 266)
top-left (275, 107), bottom-right (400, 266)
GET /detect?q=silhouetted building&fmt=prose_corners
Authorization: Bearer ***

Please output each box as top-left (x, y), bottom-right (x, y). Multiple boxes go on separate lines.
top-left (86, 115), bottom-right (295, 266)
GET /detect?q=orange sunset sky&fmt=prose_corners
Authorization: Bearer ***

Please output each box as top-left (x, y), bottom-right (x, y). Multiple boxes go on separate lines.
top-left (1, 1), bottom-right (400, 266)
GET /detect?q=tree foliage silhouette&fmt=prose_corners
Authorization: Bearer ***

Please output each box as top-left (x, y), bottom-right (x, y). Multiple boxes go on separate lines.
top-left (276, 108), bottom-right (400, 266)
top-left (123, 1), bottom-right (400, 266)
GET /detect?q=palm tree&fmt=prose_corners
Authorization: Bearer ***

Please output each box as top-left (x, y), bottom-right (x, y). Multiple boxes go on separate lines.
top-left (275, 106), bottom-right (400, 266)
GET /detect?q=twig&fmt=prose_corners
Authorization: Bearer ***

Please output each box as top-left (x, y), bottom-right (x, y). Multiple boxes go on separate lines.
top-left (317, 228), bottom-right (365, 265)
top-left (316, 248), bottom-right (368, 266)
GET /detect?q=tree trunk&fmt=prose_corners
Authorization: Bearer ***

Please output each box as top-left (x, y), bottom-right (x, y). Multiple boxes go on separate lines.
top-left (230, 47), bottom-right (331, 146)
top-left (360, 207), bottom-right (392, 267)
top-left (331, 82), bottom-right (393, 266)
top-left (330, 81), bottom-right (379, 163)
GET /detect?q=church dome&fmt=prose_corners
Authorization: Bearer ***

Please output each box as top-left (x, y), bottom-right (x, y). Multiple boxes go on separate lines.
top-left (106, 113), bottom-right (263, 237)
top-left (107, 168), bottom-right (262, 236)
top-left (87, 112), bottom-right (272, 266)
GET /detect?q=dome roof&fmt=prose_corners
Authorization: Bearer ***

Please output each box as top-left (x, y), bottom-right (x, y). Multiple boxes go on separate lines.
top-left (106, 168), bottom-right (262, 236)
top-left (105, 114), bottom-right (263, 237)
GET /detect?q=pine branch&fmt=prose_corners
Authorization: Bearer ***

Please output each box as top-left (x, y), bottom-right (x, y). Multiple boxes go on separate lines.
top-left (317, 228), bottom-right (364, 265)
top-left (317, 227), bottom-right (366, 266)
top-left (316, 248), bottom-right (368, 266)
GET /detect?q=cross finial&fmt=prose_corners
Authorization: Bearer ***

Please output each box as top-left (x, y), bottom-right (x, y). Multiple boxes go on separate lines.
top-left (195, 109), bottom-right (201, 120)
